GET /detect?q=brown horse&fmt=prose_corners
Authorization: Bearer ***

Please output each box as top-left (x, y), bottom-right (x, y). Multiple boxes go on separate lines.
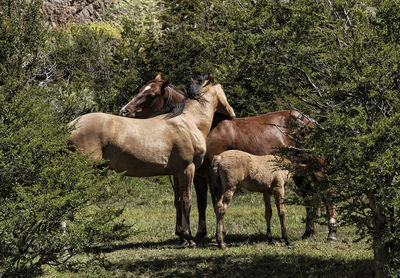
top-left (120, 74), bottom-right (338, 242)
top-left (69, 78), bottom-right (235, 247)
top-left (120, 73), bottom-right (186, 118)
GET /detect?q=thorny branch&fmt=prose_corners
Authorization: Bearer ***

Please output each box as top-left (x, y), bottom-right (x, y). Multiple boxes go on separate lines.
top-left (262, 122), bottom-right (301, 143)
top-left (290, 106), bottom-right (326, 130)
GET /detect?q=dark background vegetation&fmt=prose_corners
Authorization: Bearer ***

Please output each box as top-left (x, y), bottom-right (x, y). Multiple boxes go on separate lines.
top-left (1, 0), bottom-right (400, 277)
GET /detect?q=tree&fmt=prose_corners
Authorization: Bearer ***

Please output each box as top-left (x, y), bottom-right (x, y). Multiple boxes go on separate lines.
top-left (255, 1), bottom-right (400, 277)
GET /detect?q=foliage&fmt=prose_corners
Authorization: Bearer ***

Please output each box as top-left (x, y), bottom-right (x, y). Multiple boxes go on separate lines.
top-left (44, 23), bottom-right (122, 120)
top-left (251, 1), bottom-right (400, 276)
top-left (107, 0), bottom-right (161, 33)
top-left (3, 0), bottom-right (400, 276)
top-left (0, 2), bottom-right (129, 277)
top-left (44, 17), bottom-right (161, 121)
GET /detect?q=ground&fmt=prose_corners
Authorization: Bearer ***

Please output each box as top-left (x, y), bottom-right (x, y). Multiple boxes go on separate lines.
top-left (42, 176), bottom-right (372, 278)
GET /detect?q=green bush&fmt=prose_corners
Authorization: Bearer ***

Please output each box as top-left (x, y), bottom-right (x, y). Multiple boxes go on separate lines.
top-left (0, 2), bottom-right (129, 277)
top-left (45, 23), bottom-right (122, 120)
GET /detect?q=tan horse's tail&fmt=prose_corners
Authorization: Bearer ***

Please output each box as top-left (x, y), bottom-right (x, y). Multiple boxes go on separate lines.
top-left (210, 155), bottom-right (222, 197)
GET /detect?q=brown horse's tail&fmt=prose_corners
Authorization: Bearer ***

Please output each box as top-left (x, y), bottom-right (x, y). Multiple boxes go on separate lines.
top-left (210, 155), bottom-right (222, 199)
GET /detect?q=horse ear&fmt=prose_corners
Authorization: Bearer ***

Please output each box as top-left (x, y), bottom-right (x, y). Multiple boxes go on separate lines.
top-left (161, 78), bottom-right (170, 94)
top-left (155, 73), bottom-right (162, 81)
top-left (208, 74), bottom-right (215, 83)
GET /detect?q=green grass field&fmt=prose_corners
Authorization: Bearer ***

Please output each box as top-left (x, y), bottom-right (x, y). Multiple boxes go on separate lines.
top-left (42, 176), bottom-right (373, 278)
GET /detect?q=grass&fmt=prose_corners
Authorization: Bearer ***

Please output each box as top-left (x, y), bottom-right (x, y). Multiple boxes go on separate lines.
top-left (42, 176), bottom-right (373, 278)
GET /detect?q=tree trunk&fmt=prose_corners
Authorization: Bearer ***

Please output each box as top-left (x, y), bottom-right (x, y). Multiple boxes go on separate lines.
top-left (370, 193), bottom-right (388, 278)
top-left (373, 243), bottom-right (388, 278)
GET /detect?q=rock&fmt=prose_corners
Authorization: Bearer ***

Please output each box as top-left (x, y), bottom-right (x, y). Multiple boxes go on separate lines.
top-left (42, 0), bottom-right (117, 26)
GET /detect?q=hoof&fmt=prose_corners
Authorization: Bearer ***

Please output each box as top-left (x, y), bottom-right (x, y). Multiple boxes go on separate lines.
top-left (301, 230), bottom-right (315, 240)
top-left (327, 234), bottom-right (338, 242)
top-left (195, 231), bottom-right (207, 240)
top-left (189, 239), bottom-right (197, 248)
top-left (328, 224), bottom-right (338, 242)
top-left (218, 241), bottom-right (227, 249)
top-left (178, 238), bottom-right (196, 248)
top-left (285, 241), bottom-right (295, 247)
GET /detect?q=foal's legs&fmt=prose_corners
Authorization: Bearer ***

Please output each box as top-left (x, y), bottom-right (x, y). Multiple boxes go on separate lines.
top-left (263, 192), bottom-right (273, 243)
top-left (209, 173), bottom-right (226, 243)
top-left (215, 188), bottom-right (234, 249)
top-left (274, 186), bottom-right (290, 245)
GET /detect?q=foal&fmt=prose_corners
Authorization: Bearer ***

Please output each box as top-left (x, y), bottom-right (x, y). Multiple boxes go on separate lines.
top-left (210, 150), bottom-right (292, 249)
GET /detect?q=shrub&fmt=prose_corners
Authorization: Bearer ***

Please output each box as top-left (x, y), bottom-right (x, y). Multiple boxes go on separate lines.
top-left (0, 2), bottom-right (129, 277)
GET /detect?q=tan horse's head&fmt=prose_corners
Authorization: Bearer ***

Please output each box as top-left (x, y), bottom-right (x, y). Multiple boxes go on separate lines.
top-left (194, 76), bottom-right (235, 120)
top-left (120, 73), bottom-right (185, 118)
top-left (215, 85), bottom-right (235, 120)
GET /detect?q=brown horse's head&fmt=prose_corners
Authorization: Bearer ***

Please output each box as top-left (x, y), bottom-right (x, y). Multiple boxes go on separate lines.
top-left (120, 73), bottom-right (185, 118)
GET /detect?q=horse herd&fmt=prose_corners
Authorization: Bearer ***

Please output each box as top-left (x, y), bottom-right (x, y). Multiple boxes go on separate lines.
top-left (69, 73), bottom-right (338, 249)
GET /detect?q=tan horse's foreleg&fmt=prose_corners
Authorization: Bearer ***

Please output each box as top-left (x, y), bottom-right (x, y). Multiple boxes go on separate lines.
top-left (172, 175), bottom-right (184, 243)
top-left (176, 164), bottom-right (196, 248)
top-left (274, 186), bottom-right (290, 246)
top-left (263, 192), bottom-right (273, 243)
top-left (193, 175), bottom-right (208, 240)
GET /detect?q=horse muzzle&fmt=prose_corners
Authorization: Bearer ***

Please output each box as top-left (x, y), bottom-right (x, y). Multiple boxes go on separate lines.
top-left (119, 108), bottom-right (135, 118)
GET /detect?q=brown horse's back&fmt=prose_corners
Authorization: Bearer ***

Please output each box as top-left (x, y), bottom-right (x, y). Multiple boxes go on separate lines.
top-left (205, 110), bottom-right (304, 161)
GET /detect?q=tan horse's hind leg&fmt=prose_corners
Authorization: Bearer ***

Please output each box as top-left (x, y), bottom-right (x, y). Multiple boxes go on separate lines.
top-left (263, 192), bottom-right (273, 243)
top-left (193, 174), bottom-right (208, 240)
top-left (175, 164), bottom-right (196, 248)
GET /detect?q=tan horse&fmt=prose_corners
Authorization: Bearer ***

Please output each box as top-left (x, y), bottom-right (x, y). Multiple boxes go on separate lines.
top-left (69, 80), bottom-right (235, 247)
top-left (211, 150), bottom-right (292, 248)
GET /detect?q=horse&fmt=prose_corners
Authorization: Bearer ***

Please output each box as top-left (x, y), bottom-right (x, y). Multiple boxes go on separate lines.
top-left (120, 73), bottom-right (186, 119)
top-left (69, 78), bottom-right (235, 247)
top-left (120, 74), bottom-right (338, 243)
top-left (210, 151), bottom-right (292, 248)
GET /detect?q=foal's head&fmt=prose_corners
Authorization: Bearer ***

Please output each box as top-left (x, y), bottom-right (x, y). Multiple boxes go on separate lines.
top-left (120, 73), bottom-right (185, 118)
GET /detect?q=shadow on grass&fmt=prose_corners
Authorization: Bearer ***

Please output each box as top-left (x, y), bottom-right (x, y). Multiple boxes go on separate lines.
top-left (83, 234), bottom-right (372, 278)
top-left (87, 238), bottom-right (180, 253)
top-left (87, 233), bottom-right (284, 254)
top-left (106, 252), bottom-right (372, 278)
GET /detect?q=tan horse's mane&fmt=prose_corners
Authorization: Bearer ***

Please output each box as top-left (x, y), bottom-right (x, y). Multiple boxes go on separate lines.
top-left (163, 79), bottom-right (208, 119)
